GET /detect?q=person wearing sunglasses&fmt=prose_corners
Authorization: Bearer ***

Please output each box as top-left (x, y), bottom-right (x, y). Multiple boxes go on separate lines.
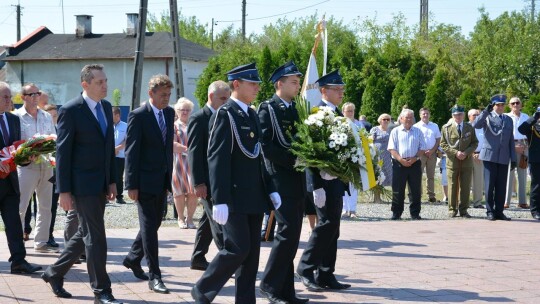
top-left (472, 94), bottom-right (516, 221)
top-left (505, 97), bottom-right (530, 209)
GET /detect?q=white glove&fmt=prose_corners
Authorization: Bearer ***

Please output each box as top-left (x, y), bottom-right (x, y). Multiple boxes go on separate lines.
top-left (313, 188), bottom-right (326, 208)
top-left (212, 204), bottom-right (229, 225)
top-left (320, 170), bottom-right (337, 181)
top-left (269, 192), bottom-right (282, 210)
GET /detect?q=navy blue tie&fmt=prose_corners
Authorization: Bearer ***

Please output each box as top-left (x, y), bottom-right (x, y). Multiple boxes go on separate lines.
top-left (158, 111), bottom-right (166, 143)
top-left (95, 102), bottom-right (107, 136)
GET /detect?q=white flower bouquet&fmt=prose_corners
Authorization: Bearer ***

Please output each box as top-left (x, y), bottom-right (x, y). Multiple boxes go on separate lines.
top-left (291, 98), bottom-right (385, 190)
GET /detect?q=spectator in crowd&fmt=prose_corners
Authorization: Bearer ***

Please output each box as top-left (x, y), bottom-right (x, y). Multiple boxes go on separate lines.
top-left (0, 81), bottom-right (42, 275)
top-left (468, 109), bottom-right (485, 208)
top-left (187, 80), bottom-right (229, 271)
top-left (15, 83), bottom-right (58, 253)
top-left (517, 108), bottom-right (540, 220)
top-left (43, 104), bottom-right (59, 248)
top-left (37, 90), bottom-right (49, 109)
top-left (172, 97), bottom-right (197, 229)
top-left (414, 107), bottom-right (441, 203)
top-left (370, 113), bottom-right (393, 203)
top-left (440, 105), bottom-right (478, 218)
top-left (388, 109), bottom-right (427, 220)
top-left (437, 147), bottom-right (449, 203)
top-left (342, 102), bottom-right (363, 217)
top-left (473, 94), bottom-right (516, 221)
top-left (505, 97), bottom-right (529, 209)
top-left (123, 75), bottom-right (175, 294)
top-left (112, 107), bottom-right (127, 205)
top-left (359, 114), bottom-right (372, 131)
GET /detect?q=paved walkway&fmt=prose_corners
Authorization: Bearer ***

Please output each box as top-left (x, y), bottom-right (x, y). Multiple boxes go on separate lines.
top-left (1, 217), bottom-right (539, 303)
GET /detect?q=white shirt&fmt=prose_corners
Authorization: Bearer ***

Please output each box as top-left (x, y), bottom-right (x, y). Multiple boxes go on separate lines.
top-left (506, 111), bottom-right (529, 140)
top-left (413, 120), bottom-right (441, 150)
top-left (388, 125), bottom-right (427, 158)
top-left (82, 92), bottom-right (107, 128)
top-left (230, 97), bottom-right (249, 114)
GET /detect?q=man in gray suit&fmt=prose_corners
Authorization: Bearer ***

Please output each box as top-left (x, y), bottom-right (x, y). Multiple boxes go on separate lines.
top-left (473, 94), bottom-right (516, 221)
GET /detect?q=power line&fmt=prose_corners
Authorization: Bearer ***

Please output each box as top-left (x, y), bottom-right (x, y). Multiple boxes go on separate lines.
top-left (216, 0), bottom-right (330, 23)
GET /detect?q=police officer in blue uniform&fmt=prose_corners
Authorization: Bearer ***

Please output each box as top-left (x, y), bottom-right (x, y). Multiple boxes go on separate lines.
top-left (258, 61), bottom-right (308, 304)
top-left (297, 70), bottom-right (351, 292)
top-left (473, 94), bottom-right (516, 221)
top-left (191, 63), bottom-right (280, 304)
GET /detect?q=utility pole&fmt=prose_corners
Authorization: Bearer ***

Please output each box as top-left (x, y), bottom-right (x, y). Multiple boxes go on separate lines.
top-left (532, 0), bottom-right (536, 22)
top-left (242, 0), bottom-right (246, 42)
top-left (420, 0), bottom-right (428, 37)
top-left (131, 0), bottom-right (148, 110)
top-left (169, 0), bottom-right (185, 99)
top-left (211, 18), bottom-right (215, 50)
top-left (12, 3), bottom-right (22, 41)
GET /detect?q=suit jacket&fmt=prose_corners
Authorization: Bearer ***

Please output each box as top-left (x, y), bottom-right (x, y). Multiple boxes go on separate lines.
top-left (306, 100), bottom-right (348, 198)
top-left (56, 95), bottom-right (116, 196)
top-left (258, 94), bottom-right (307, 200)
top-left (473, 110), bottom-right (516, 164)
top-left (207, 99), bottom-right (272, 214)
top-left (440, 121), bottom-right (478, 169)
top-left (1, 112), bottom-right (21, 194)
top-left (187, 105), bottom-right (212, 189)
top-left (124, 102), bottom-right (174, 195)
top-left (518, 117), bottom-right (540, 163)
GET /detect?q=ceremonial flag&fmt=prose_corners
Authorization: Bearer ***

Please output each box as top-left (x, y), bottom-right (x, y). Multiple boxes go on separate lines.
top-left (301, 16), bottom-right (327, 108)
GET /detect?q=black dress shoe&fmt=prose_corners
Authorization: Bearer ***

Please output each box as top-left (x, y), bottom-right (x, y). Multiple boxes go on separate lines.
top-left (191, 286), bottom-right (211, 304)
top-left (94, 292), bottom-right (122, 304)
top-left (460, 212), bottom-right (472, 218)
top-left (288, 295), bottom-right (310, 303)
top-left (10, 261), bottom-right (42, 274)
top-left (411, 215), bottom-right (422, 220)
top-left (487, 213), bottom-right (496, 221)
top-left (190, 259), bottom-right (209, 271)
top-left (474, 205), bottom-right (485, 209)
top-left (41, 273), bottom-right (72, 298)
top-left (80, 254), bottom-right (87, 262)
top-left (496, 214), bottom-right (511, 221)
top-left (47, 237), bottom-right (59, 248)
top-left (533, 213), bottom-right (540, 220)
top-left (116, 198), bottom-right (127, 204)
top-left (317, 276), bottom-right (351, 290)
top-left (296, 272), bottom-right (323, 292)
top-left (123, 259), bottom-right (149, 280)
top-left (259, 288), bottom-right (288, 304)
top-left (391, 213), bottom-right (401, 220)
top-left (149, 278), bottom-right (170, 294)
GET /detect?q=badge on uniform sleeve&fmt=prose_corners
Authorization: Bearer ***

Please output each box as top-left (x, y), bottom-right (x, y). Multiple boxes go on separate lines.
top-left (250, 131), bottom-right (255, 138)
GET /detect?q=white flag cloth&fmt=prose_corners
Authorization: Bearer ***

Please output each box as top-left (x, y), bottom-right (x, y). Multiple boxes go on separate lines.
top-left (301, 53), bottom-right (321, 109)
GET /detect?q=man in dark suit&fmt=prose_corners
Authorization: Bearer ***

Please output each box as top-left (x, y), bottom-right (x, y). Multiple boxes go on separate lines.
top-left (191, 63), bottom-right (280, 304)
top-left (518, 108), bottom-right (540, 220)
top-left (122, 75), bottom-right (175, 294)
top-left (258, 61), bottom-right (308, 304)
top-left (42, 64), bottom-right (121, 304)
top-left (187, 80), bottom-right (229, 271)
top-left (473, 94), bottom-right (516, 221)
top-left (297, 70), bottom-right (351, 292)
top-left (0, 82), bottom-right (42, 275)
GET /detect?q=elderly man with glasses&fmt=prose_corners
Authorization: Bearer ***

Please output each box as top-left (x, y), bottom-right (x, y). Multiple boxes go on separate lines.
top-left (473, 94), bottom-right (516, 221)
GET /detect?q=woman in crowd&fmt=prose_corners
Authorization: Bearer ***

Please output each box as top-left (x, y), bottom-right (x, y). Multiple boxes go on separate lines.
top-left (172, 98), bottom-right (197, 229)
top-left (370, 113), bottom-right (393, 203)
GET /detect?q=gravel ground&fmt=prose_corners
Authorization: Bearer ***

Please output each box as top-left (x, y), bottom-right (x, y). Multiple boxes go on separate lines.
top-left (1, 190), bottom-right (534, 232)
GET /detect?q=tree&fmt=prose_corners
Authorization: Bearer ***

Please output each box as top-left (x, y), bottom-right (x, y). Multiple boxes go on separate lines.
top-left (424, 68), bottom-right (452, 127)
top-left (458, 87), bottom-right (482, 112)
top-left (360, 58), bottom-right (393, 122)
top-left (257, 46), bottom-right (274, 103)
top-left (147, 12), bottom-right (211, 47)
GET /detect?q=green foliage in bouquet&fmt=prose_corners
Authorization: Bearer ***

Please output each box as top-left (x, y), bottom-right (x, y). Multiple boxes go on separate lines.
top-left (12, 136), bottom-right (56, 165)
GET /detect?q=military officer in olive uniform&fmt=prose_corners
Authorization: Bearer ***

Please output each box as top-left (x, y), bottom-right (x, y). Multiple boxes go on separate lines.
top-left (517, 108), bottom-right (540, 220)
top-left (191, 63), bottom-right (280, 304)
top-left (258, 61), bottom-right (308, 304)
top-left (473, 94), bottom-right (516, 221)
top-left (440, 105), bottom-right (478, 218)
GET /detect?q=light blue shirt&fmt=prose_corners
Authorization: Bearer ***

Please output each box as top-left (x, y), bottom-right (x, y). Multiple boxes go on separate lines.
top-left (114, 120), bottom-right (127, 158)
top-left (388, 125), bottom-right (427, 158)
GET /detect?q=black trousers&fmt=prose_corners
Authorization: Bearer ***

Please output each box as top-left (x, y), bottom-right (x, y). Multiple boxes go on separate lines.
top-left (125, 190), bottom-right (166, 280)
top-left (191, 197), bottom-right (224, 264)
top-left (44, 195), bottom-right (111, 294)
top-left (24, 193), bottom-right (36, 234)
top-left (297, 192), bottom-right (343, 279)
top-left (115, 157), bottom-right (125, 200)
top-left (195, 212), bottom-right (263, 304)
top-left (0, 179), bottom-right (26, 264)
top-left (391, 159), bottom-right (422, 216)
top-left (483, 161), bottom-right (509, 216)
top-left (530, 162), bottom-right (540, 216)
top-left (49, 183), bottom-right (59, 238)
top-left (261, 196), bottom-right (304, 300)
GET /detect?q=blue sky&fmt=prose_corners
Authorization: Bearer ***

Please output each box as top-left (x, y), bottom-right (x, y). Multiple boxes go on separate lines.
top-left (0, 0), bottom-right (530, 46)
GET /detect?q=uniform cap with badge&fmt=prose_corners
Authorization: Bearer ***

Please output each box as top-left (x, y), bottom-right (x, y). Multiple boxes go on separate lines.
top-left (451, 105), bottom-right (465, 115)
top-left (490, 94), bottom-right (507, 105)
top-left (226, 62), bottom-right (262, 83)
top-left (269, 61), bottom-right (303, 84)
top-left (316, 69), bottom-right (345, 87)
